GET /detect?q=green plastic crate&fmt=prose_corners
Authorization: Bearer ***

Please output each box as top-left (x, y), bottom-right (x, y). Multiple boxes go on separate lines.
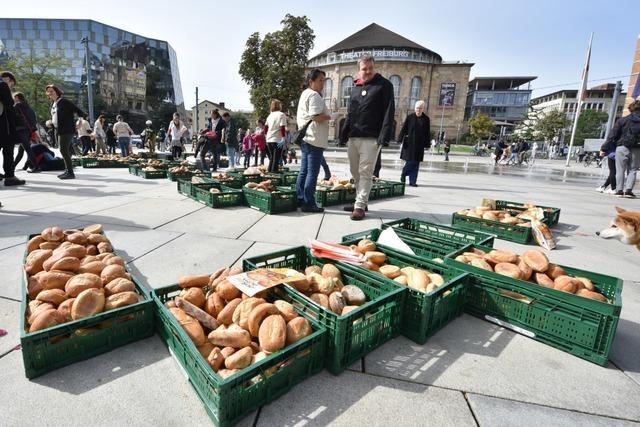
top-left (495, 200), bottom-right (561, 227)
top-left (138, 169), bottom-right (168, 179)
top-left (341, 232), bottom-right (469, 344)
top-left (242, 186), bottom-right (297, 214)
top-left (375, 217), bottom-right (496, 248)
top-left (243, 246), bottom-right (404, 374)
top-left (210, 174), bottom-right (243, 189)
top-left (71, 157), bottom-right (83, 167)
top-left (166, 170), bottom-right (194, 182)
top-left (452, 212), bottom-right (533, 244)
top-left (261, 173), bottom-right (284, 186)
top-left (380, 180), bottom-right (405, 197)
top-left (343, 187), bottom-right (357, 203)
top-left (445, 244), bottom-right (623, 365)
top-left (81, 158), bottom-right (129, 168)
top-left (315, 186), bottom-right (345, 207)
top-left (371, 182), bottom-right (393, 199)
top-left (229, 171), bottom-right (262, 185)
top-left (281, 172), bottom-right (299, 185)
top-left (152, 284), bottom-right (326, 427)
top-left (128, 164), bottom-right (140, 175)
top-left (20, 234), bottom-right (154, 378)
top-left (193, 184), bottom-right (244, 208)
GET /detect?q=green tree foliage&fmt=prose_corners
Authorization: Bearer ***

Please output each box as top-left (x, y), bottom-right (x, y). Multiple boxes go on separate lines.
top-left (3, 49), bottom-right (71, 123)
top-left (468, 113), bottom-right (494, 142)
top-left (231, 112), bottom-right (250, 132)
top-left (516, 104), bottom-right (542, 141)
top-left (239, 14), bottom-right (315, 119)
top-left (574, 109), bottom-right (608, 146)
top-left (535, 110), bottom-right (568, 142)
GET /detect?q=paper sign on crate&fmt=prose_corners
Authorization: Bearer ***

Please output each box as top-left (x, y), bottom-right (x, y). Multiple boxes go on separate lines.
top-left (226, 268), bottom-right (306, 297)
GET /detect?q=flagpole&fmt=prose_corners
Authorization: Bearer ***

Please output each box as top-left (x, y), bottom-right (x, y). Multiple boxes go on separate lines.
top-left (566, 32), bottom-right (593, 167)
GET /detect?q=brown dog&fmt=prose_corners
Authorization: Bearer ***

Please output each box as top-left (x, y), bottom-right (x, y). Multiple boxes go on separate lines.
top-left (597, 207), bottom-right (640, 250)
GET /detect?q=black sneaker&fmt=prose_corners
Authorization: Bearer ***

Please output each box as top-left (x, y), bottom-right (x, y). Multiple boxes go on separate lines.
top-left (301, 205), bottom-right (324, 213)
top-left (400, 176), bottom-right (406, 184)
top-left (4, 177), bottom-right (25, 186)
top-left (409, 183), bottom-right (418, 187)
top-left (58, 171), bottom-right (76, 180)
top-left (624, 191), bottom-right (636, 199)
top-left (614, 191), bottom-right (624, 197)
top-left (27, 167), bottom-right (42, 173)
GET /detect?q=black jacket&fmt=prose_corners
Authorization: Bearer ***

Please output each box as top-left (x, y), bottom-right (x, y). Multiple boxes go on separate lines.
top-left (604, 111), bottom-right (640, 149)
top-left (340, 73), bottom-right (395, 145)
top-left (54, 97), bottom-right (85, 136)
top-left (15, 102), bottom-right (37, 132)
top-left (0, 81), bottom-right (17, 144)
top-left (207, 118), bottom-right (226, 145)
top-left (398, 113), bottom-right (430, 162)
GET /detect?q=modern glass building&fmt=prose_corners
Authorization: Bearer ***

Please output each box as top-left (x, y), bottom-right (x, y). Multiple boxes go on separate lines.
top-left (0, 18), bottom-right (184, 130)
top-left (465, 77), bottom-right (536, 125)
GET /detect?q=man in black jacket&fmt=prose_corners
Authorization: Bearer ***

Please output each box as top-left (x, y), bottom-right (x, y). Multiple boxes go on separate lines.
top-left (0, 71), bottom-right (26, 186)
top-left (339, 55), bottom-right (395, 220)
top-left (609, 99), bottom-right (640, 198)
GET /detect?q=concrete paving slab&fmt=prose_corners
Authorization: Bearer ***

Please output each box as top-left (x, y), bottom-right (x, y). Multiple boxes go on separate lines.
top-left (364, 314), bottom-right (640, 420)
top-left (257, 370), bottom-right (476, 427)
top-left (32, 195), bottom-right (142, 219)
top-left (102, 226), bottom-right (183, 263)
top-left (0, 336), bottom-right (256, 426)
top-left (0, 298), bottom-right (21, 355)
top-left (239, 211), bottom-right (324, 246)
top-left (315, 212), bottom-right (382, 243)
top-left (467, 393), bottom-right (638, 427)
top-left (232, 241), bottom-right (291, 268)
top-left (610, 282), bottom-right (640, 387)
top-left (128, 233), bottom-right (252, 290)
top-left (158, 206), bottom-right (265, 239)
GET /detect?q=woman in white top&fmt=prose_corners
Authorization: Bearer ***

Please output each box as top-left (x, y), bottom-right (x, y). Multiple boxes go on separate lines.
top-left (113, 115), bottom-right (134, 157)
top-left (76, 116), bottom-right (93, 155)
top-left (264, 99), bottom-right (288, 173)
top-left (167, 113), bottom-right (187, 160)
top-left (93, 115), bottom-right (108, 155)
top-left (295, 69), bottom-right (331, 213)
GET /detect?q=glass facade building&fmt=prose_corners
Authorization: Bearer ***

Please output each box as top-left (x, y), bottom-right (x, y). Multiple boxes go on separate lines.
top-left (465, 77), bottom-right (536, 126)
top-left (0, 18), bottom-right (184, 130)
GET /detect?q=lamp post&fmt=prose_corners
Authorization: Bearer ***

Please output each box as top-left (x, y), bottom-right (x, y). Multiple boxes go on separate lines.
top-left (81, 37), bottom-right (94, 123)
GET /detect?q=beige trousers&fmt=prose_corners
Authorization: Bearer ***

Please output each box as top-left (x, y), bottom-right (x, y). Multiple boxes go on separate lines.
top-left (95, 136), bottom-right (108, 155)
top-left (347, 137), bottom-right (380, 210)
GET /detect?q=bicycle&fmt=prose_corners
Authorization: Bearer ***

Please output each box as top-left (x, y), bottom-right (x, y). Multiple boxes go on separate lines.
top-left (582, 152), bottom-right (602, 168)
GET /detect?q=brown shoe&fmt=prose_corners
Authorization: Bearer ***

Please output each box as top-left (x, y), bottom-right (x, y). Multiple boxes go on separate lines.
top-left (343, 204), bottom-right (368, 212)
top-left (351, 208), bottom-right (365, 221)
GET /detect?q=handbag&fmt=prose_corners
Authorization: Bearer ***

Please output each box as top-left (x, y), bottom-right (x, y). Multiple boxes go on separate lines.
top-left (292, 120), bottom-right (312, 146)
top-left (16, 106), bottom-right (39, 142)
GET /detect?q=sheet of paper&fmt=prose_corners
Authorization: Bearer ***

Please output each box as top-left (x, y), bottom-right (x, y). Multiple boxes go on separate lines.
top-left (226, 268), bottom-right (307, 297)
top-left (377, 228), bottom-right (415, 255)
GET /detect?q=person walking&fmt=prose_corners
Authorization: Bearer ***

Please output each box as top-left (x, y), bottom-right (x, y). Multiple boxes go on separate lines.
top-left (296, 69), bottom-right (332, 213)
top-left (113, 115), bottom-right (133, 157)
top-left (222, 112), bottom-right (238, 170)
top-left (106, 123), bottom-right (117, 154)
top-left (45, 84), bottom-right (85, 179)
top-left (167, 113), bottom-right (187, 160)
top-left (12, 92), bottom-right (41, 173)
top-left (398, 100), bottom-right (430, 187)
top-left (142, 120), bottom-right (156, 154)
top-left (264, 100), bottom-right (287, 173)
top-left (237, 128), bottom-right (245, 166)
top-left (597, 141), bottom-right (617, 194)
top-left (444, 139), bottom-right (451, 161)
top-left (494, 139), bottom-right (507, 165)
top-left (242, 128), bottom-right (254, 168)
top-left (0, 71), bottom-right (26, 185)
top-left (609, 100), bottom-right (640, 198)
top-left (339, 55), bottom-right (395, 220)
top-left (253, 120), bottom-right (267, 166)
top-left (204, 110), bottom-right (226, 171)
top-left (76, 115), bottom-right (93, 155)
top-left (93, 115), bottom-right (108, 155)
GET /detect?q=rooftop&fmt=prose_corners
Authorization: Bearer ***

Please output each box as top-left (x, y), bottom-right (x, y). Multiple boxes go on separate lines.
top-left (469, 77), bottom-right (537, 91)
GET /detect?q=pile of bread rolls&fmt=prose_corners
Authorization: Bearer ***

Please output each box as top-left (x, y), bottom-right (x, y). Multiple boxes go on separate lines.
top-left (24, 225), bottom-right (142, 333)
top-left (210, 173), bottom-right (235, 183)
top-left (457, 206), bottom-right (531, 227)
top-left (349, 239), bottom-right (448, 295)
top-left (317, 177), bottom-right (355, 191)
top-left (169, 267), bottom-right (313, 379)
top-left (244, 180), bottom-right (277, 192)
top-left (455, 248), bottom-right (608, 303)
top-left (287, 264), bottom-right (367, 316)
top-left (169, 166), bottom-right (191, 174)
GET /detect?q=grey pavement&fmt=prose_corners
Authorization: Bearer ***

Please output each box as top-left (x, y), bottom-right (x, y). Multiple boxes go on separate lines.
top-left (1, 157), bottom-right (639, 426)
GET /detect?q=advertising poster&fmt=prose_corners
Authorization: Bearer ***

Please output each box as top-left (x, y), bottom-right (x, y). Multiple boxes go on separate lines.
top-left (438, 82), bottom-right (456, 107)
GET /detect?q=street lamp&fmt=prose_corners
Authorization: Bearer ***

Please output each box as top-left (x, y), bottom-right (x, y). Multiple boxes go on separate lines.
top-left (81, 37), bottom-right (94, 123)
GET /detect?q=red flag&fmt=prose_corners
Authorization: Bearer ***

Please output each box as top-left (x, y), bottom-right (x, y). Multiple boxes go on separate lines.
top-left (578, 34), bottom-right (593, 101)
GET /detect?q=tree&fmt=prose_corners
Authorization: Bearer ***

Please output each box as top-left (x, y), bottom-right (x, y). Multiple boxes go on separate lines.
top-left (3, 49), bottom-right (71, 124)
top-left (231, 112), bottom-right (250, 132)
top-left (239, 14), bottom-right (315, 120)
top-left (535, 110), bottom-right (568, 142)
top-left (468, 113), bottom-right (494, 143)
top-left (515, 104), bottom-right (542, 141)
top-left (574, 109), bottom-right (608, 146)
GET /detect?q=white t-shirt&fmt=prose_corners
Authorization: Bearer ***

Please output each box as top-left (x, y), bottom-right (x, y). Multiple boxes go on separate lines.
top-left (297, 88), bottom-right (329, 149)
top-left (265, 111), bottom-right (287, 143)
top-left (113, 121), bottom-right (133, 138)
top-left (168, 121), bottom-right (187, 145)
top-left (77, 118), bottom-right (92, 137)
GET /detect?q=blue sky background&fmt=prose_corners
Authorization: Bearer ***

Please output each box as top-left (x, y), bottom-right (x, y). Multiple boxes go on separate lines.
top-left (4, 0), bottom-right (639, 110)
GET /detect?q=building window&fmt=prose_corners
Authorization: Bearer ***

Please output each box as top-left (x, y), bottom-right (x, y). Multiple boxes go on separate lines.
top-left (340, 76), bottom-right (353, 108)
top-left (409, 76), bottom-right (421, 108)
top-left (323, 78), bottom-right (333, 109)
top-left (389, 75), bottom-right (401, 105)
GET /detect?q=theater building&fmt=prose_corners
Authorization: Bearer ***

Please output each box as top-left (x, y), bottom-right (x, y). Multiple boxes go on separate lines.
top-left (307, 23), bottom-right (473, 141)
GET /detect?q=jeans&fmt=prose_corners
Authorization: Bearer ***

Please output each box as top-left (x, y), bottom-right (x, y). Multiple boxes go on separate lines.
top-left (227, 146), bottom-right (237, 168)
top-left (244, 150), bottom-right (252, 168)
top-left (615, 145), bottom-right (640, 192)
top-left (296, 142), bottom-right (324, 208)
top-left (348, 137), bottom-right (380, 210)
top-left (601, 156), bottom-right (616, 190)
top-left (321, 156), bottom-right (331, 179)
top-left (266, 142), bottom-right (283, 172)
top-left (58, 133), bottom-right (74, 173)
top-left (107, 143), bottom-right (116, 155)
top-left (401, 160), bottom-right (420, 185)
top-left (118, 136), bottom-right (130, 157)
top-left (171, 144), bottom-right (183, 160)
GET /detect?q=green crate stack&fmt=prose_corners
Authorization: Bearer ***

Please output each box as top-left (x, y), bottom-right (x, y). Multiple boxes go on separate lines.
top-left (166, 170), bottom-right (194, 182)
top-left (444, 244), bottom-right (623, 365)
top-left (341, 231), bottom-right (469, 344)
top-left (138, 169), bottom-right (168, 179)
top-left (281, 172), bottom-right (299, 185)
top-left (243, 246), bottom-right (404, 374)
top-left (210, 174), bottom-right (243, 189)
top-left (128, 164), bottom-right (139, 175)
top-left (177, 177), bottom-right (213, 197)
top-left (261, 173), bottom-right (284, 186)
top-left (193, 184), bottom-right (244, 208)
top-left (343, 187), bottom-right (357, 203)
top-left (451, 212), bottom-right (533, 244)
top-left (152, 284), bottom-right (326, 427)
top-left (242, 186), bottom-right (297, 214)
top-left (71, 157), bottom-right (83, 167)
top-left (381, 217), bottom-right (496, 248)
top-left (20, 235), bottom-right (154, 378)
top-left (80, 157), bottom-right (99, 168)
top-left (495, 200), bottom-right (561, 227)
top-left (372, 182), bottom-right (394, 199)
top-left (229, 171), bottom-right (262, 185)
top-left (315, 186), bottom-right (345, 207)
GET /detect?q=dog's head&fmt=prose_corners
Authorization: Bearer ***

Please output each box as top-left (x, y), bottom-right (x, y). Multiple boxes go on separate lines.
top-left (597, 207), bottom-right (640, 249)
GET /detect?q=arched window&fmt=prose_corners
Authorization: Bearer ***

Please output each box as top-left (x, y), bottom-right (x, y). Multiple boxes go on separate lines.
top-left (340, 76), bottom-right (353, 108)
top-left (409, 76), bottom-right (422, 108)
top-left (389, 75), bottom-right (401, 105)
top-left (323, 78), bottom-right (333, 109)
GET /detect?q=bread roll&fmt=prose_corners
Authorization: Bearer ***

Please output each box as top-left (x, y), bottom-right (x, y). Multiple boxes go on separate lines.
top-left (357, 239), bottom-right (376, 254)
top-left (205, 292), bottom-right (225, 318)
top-left (364, 251), bottom-right (386, 265)
top-left (470, 258), bottom-right (493, 272)
top-left (259, 314), bottom-right (286, 353)
top-left (224, 346), bottom-right (253, 369)
top-left (232, 298), bottom-right (265, 330)
top-left (39, 270), bottom-right (75, 291)
top-left (576, 288), bottom-right (608, 302)
top-left (27, 236), bottom-right (46, 254)
top-left (100, 264), bottom-right (127, 285)
top-left (535, 273), bottom-right (555, 288)
top-left (494, 263), bottom-right (523, 279)
top-left (104, 277), bottom-right (136, 296)
top-left (274, 300), bottom-right (298, 322)
top-left (41, 226), bottom-right (64, 242)
top-left (169, 307), bottom-right (206, 346)
top-left (178, 274), bottom-right (210, 288)
top-left (321, 264), bottom-right (341, 280)
top-left (217, 298), bottom-right (242, 325)
top-left (329, 291), bottom-right (346, 315)
top-left (105, 291), bottom-right (139, 310)
top-left (57, 298), bottom-right (76, 321)
top-left (25, 249), bottom-right (53, 275)
top-left (36, 289), bottom-right (68, 306)
top-left (50, 256), bottom-right (80, 273)
top-left (179, 287), bottom-right (206, 309)
top-left (208, 327), bottom-right (251, 348)
top-left (309, 293), bottom-right (330, 309)
top-left (286, 317), bottom-right (312, 345)
top-left (87, 233), bottom-right (107, 245)
top-left (216, 280), bottom-right (241, 301)
top-left (546, 264), bottom-right (567, 280)
top-left (248, 303), bottom-right (280, 337)
top-left (71, 288), bottom-right (105, 319)
top-left (65, 273), bottom-right (103, 297)
top-left (379, 265), bottom-right (401, 279)
top-left (29, 308), bottom-right (64, 332)
top-left (83, 224), bottom-right (103, 234)
top-left (517, 257), bottom-right (533, 281)
top-left (487, 250), bottom-right (518, 264)
top-left (522, 250), bottom-right (549, 273)
top-left (66, 232), bottom-right (87, 245)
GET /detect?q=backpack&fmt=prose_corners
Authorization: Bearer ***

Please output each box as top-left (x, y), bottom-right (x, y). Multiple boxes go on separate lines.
top-left (619, 118), bottom-right (640, 148)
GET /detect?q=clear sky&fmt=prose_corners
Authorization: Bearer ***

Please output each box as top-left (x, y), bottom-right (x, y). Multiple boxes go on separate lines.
top-left (4, 0), bottom-right (639, 111)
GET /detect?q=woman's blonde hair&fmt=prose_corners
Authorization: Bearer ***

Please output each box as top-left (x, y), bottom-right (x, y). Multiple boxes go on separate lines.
top-left (270, 99), bottom-right (282, 112)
